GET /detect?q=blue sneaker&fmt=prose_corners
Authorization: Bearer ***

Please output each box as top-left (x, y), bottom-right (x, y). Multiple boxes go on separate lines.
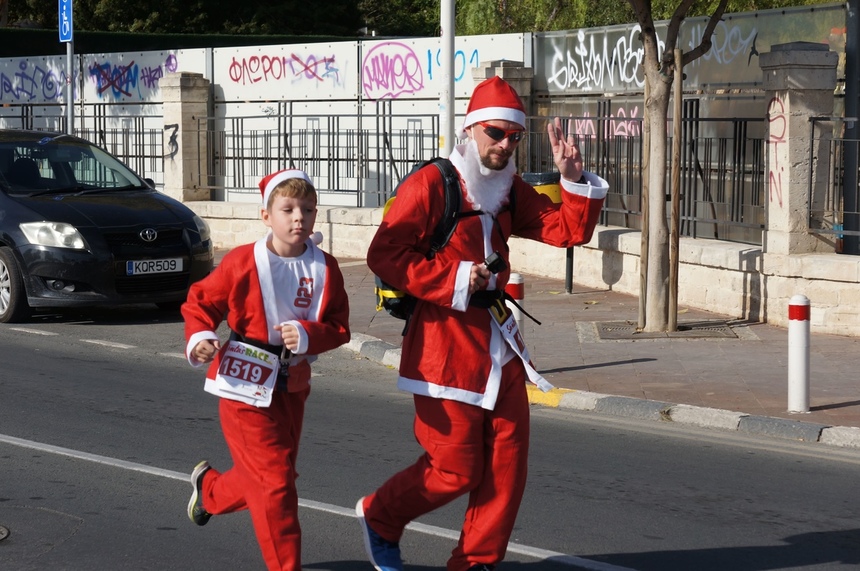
top-left (355, 497), bottom-right (403, 571)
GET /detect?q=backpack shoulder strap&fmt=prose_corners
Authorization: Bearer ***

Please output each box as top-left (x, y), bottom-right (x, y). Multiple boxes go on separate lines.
top-left (427, 158), bottom-right (469, 258)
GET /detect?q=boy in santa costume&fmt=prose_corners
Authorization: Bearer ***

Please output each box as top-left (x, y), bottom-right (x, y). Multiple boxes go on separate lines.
top-left (182, 169), bottom-right (350, 571)
top-left (356, 76), bottom-right (609, 571)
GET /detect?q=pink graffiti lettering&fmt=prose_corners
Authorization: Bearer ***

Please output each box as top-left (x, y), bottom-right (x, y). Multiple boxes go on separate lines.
top-left (227, 54), bottom-right (339, 85)
top-left (767, 96), bottom-right (786, 208)
top-left (571, 106), bottom-right (642, 139)
top-left (362, 42), bottom-right (424, 100)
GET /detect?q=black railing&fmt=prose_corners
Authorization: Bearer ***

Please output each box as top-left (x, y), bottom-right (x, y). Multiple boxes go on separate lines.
top-left (808, 116), bottom-right (860, 254)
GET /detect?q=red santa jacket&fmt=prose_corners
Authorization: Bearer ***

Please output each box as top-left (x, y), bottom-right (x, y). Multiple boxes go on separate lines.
top-left (368, 153), bottom-right (607, 410)
top-left (183, 237), bottom-right (350, 394)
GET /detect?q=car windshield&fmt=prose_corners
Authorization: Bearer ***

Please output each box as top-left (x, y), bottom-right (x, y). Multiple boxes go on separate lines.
top-left (0, 135), bottom-right (147, 195)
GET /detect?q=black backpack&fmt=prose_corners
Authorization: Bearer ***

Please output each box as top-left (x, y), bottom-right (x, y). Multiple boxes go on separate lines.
top-left (373, 157), bottom-right (515, 321)
top-left (374, 157), bottom-right (462, 320)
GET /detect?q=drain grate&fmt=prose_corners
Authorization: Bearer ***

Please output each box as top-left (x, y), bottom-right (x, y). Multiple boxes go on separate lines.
top-left (596, 320), bottom-right (738, 340)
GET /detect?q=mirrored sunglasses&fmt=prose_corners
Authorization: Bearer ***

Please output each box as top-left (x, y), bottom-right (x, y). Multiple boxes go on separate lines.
top-left (476, 121), bottom-right (524, 143)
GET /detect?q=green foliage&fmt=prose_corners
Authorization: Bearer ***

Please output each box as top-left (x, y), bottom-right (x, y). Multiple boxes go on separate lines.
top-left (359, 0), bottom-right (440, 36)
top-left (3, 0), bottom-right (838, 37)
top-left (456, 0), bottom-right (594, 35)
top-left (5, 0), bottom-right (362, 36)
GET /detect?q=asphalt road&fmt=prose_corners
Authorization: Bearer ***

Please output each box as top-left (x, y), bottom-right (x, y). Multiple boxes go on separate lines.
top-left (0, 305), bottom-right (858, 570)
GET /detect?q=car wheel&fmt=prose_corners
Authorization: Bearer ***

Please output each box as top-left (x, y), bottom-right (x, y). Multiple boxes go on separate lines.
top-left (0, 247), bottom-right (31, 323)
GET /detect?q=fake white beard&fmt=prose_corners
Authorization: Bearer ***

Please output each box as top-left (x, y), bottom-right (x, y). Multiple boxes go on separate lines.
top-left (459, 139), bottom-right (516, 216)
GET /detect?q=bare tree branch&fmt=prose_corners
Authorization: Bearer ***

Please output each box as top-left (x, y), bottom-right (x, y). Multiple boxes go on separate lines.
top-left (682, 0), bottom-right (729, 66)
top-left (664, 0), bottom-right (696, 53)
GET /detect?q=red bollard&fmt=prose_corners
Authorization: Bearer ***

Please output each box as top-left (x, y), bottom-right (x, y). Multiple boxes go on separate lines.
top-left (505, 273), bottom-right (525, 334)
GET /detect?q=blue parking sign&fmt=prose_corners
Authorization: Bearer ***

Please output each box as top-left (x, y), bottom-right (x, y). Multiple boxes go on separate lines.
top-left (59, 0), bottom-right (73, 43)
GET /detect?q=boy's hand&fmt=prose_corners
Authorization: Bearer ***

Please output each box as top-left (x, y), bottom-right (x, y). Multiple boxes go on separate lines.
top-left (275, 323), bottom-right (300, 352)
top-left (191, 339), bottom-right (220, 364)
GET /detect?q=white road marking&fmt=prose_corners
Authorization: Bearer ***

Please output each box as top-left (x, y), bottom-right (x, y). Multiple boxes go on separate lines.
top-left (0, 433), bottom-right (638, 571)
top-left (81, 339), bottom-right (136, 349)
top-left (8, 327), bottom-right (59, 336)
top-left (159, 352), bottom-right (188, 359)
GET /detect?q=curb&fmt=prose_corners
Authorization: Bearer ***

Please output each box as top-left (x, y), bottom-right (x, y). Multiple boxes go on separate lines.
top-left (345, 335), bottom-right (860, 450)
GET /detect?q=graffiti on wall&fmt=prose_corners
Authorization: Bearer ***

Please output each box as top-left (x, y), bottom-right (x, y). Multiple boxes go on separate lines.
top-left (546, 27), bottom-right (651, 92)
top-left (538, 4), bottom-right (845, 94)
top-left (570, 104), bottom-right (642, 139)
top-left (88, 53), bottom-right (178, 100)
top-left (767, 95), bottom-right (787, 208)
top-left (227, 52), bottom-right (342, 86)
top-left (425, 48), bottom-right (480, 83)
top-left (362, 42), bottom-right (425, 100)
top-left (361, 43), bottom-right (486, 100)
top-left (686, 20), bottom-right (759, 68)
top-left (0, 60), bottom-right (69, 102)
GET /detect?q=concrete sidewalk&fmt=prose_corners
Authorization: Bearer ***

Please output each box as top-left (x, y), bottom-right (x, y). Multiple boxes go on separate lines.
top-left (338, 258), bottom-right (860, 449)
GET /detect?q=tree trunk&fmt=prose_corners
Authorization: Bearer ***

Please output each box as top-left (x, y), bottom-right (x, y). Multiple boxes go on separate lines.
top-left (643, 73), bottom-right (672, 332)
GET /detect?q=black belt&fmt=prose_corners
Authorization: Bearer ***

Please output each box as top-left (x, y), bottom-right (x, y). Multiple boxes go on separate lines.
top-left (228, 330), bottom-right (291, 389)
top-left (469, 290), bottom-right (541, 325)
top-left (228, 330), bottom-right (284, 356)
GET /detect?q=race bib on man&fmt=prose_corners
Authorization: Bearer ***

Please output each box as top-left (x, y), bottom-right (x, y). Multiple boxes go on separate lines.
top-left (205, 340), bottom-right (279, 407)
top-left (488, 299), bottom-right (554, 393)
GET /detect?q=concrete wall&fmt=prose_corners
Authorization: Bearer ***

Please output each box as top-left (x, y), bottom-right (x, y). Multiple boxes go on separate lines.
top-left (189, 200), bottom-right (859, 337)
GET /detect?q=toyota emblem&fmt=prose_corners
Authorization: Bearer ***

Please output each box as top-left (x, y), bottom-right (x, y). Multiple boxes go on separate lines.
top-left (139, 228), bottom-right (158, 242)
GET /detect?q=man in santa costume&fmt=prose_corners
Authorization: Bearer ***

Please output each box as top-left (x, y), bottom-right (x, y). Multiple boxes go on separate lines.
top-left (182, 169), bottom-right (350, 571)
top-left (356, 76), bottom-right (609, 571)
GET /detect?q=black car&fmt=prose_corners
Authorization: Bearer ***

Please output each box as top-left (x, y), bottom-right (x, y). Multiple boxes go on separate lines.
top-left (0, 129), bottom-right (213, 323)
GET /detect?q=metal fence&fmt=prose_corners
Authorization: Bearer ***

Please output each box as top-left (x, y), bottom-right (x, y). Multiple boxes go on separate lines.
top-left (199, 100), bottom-right (441, 206)
top-left (808, 116), bottom-right (860, 254)
top-left (195, 106), bottom-right (768, 245)
top-left (0, 103), bottom-right (166, 187)
top-left (0, 101), bottom-right (825, 250)
top-left (521, 110), bottom-right (766, 245)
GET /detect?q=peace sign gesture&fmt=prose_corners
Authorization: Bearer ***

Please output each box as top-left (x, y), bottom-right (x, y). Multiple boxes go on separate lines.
top-left (546, 116), bottom-right (584, 183)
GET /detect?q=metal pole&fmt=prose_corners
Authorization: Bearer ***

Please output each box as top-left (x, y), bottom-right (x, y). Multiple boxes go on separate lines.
top-left (845, 0), bottom-right (859, 254)
top-left (787, 294), bottom-right (811, 413)
top-left (66, 40), bottom-right (74, 134)
top-left (564, 247), bottom-right (574, 293)
top-left (439, 0), bottom-right (455, 158)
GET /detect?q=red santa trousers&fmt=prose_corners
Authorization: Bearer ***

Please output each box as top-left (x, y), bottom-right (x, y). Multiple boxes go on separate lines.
top-left (201, 387), bottom-right (309, 571)
top-left (363, 359), bottom-right (530, 570)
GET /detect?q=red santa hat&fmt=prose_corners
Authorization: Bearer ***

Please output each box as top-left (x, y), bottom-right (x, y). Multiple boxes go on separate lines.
top-left (458, 76), bottom-right (526, 139)
top-left (259, 169), bottom-right (313, 206)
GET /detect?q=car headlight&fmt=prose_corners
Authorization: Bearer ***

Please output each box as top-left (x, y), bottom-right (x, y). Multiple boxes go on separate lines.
top-left (192, 215), bottom-right (211, 242)
top-left (20, 222), bottom-right (88, 249)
